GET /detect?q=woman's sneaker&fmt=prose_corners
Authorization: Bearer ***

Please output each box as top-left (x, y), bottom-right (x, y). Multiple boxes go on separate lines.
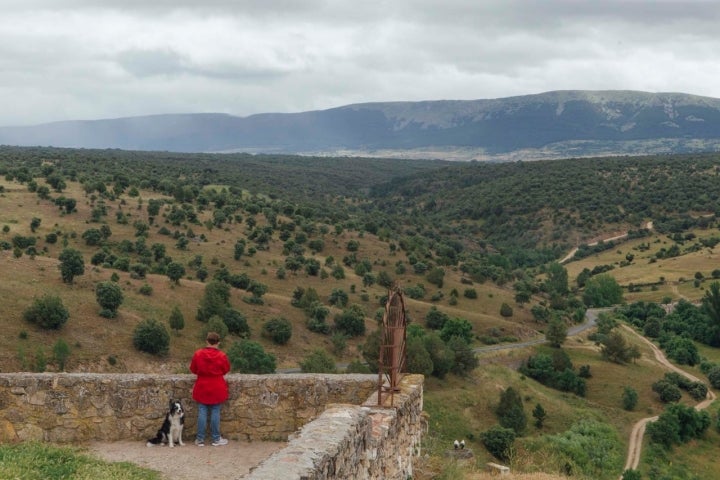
top-left (211, 437), bottom-right (228, 446)
top-left (194, 439), bottom-right (205, 447)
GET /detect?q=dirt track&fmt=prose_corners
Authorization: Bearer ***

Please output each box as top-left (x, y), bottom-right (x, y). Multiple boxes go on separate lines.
top-left (618, 325), bottom-right (716, 475)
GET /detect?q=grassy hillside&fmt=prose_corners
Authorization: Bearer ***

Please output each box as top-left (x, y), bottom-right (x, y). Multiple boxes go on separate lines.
top-left (2, 147), bottom-right (720, 479)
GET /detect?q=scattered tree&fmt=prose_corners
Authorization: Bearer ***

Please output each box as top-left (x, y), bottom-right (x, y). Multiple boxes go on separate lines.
top-left (481, 425), bottom-right (516, 461)
top-left (169, 305), bottom-right (185, 334)
top-left (95, 281), bottom-right (124, 318)
top-left (262, 317), bottom-right (292, 345)
top-left (58, 248), bottom-right (85, 284)
top-left (532, 403), bottom-right (547, 429)
top-left (227, 340), bottom-right (276, 373)
top-left (166, 262), bottom-right (186, 285)
top-left (132, 319), bottom-right (170, 355)
top-left (545, 317), bottom-right (567, 347)
top-left (299, 348), bottom-right (337, 373)
top-left (23, 295), bottom-right (69, 330)
top-left (622, 386), bottom-right (638, 411)
top-left (496, 386), bottom-right (527, 435)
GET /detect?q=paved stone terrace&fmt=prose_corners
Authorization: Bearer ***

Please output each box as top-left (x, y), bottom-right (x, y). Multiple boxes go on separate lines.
top-left (87, 439), bottom-right (285, 480)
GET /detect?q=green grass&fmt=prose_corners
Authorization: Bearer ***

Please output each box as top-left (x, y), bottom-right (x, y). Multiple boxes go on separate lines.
top-left (0, 442), bottom-right (160, 480)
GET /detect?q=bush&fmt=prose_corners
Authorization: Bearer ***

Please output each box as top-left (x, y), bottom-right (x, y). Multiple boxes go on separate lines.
top-left (622, 386), bottom-right (638, 411)
top-left (223, 309), bottom-right (250, 337)
top-left (440, 317), bottom-right (473, 344)
top-left (262, 317), bottom-right (292, 345)
top-left (132, 319), bottom-right (170, 355)
top-left (425, 306), bottom-right (449, 330)
top-left (499, 303), bottom-right (513, 317)
top-left (647, 403), bottom-right (711, 448)
top-left (708, 366), bottom-right (720, 388)
top-left (299, 349), bottom-right (337, 373)
top-left (168, 306), bottom-right (185, 333)
top-left (405, 336), bottom-right (433, 376)
top-left (23, 295), bottom-right (69, 330)
top-left (463, 288), bottom-right (478, 299)
top-left (652, 379), bottom-right (682, 403)
top-left (345, 359), bottom-right (372, 373)
top-left (95, 281), bottom-right (124, 317)
top-left (202, 316), bottom-right (229, 341)
top-left (138, 283), bottom-right (153, 296)
top-left (227, 340), bottom-right (276, 373)
top-left (481, 425), bottom-right (515, 461)
top-left (334, 304), bottom-right (366, 337)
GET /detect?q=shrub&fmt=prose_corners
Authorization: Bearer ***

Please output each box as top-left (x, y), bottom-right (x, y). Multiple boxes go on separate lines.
top-left (202, 316), bottom-right (229, 341)
top-left (227, 340), bottom-right (276, 373)
top-left (446, 335), bottom-right (479, 376)
top-left (52, 339), bottom-right (71, 371)
top-left (262, 317), bottom-right (292, 345)
top-left (405, 336), bottom-right (433, 376)
top-left (440, 317), bottom-right (473, 343)
top-left (481, 425), bottom-right (515, 461)
top-left (652, 379), bottom-right (682, 403)
top-left (223, 309), bottom-right (250, 337)
top-left (647, 403), bottom-right (710, 448)
top-left (532, 403), bottom-right (546, 429)
top-left (138, 283), bottom-right (153, 296)
top-left (58, 248), bottom-right (85, 284)
top-left (622, 386), bottom-right (638, 411)
top-left (299, 349), bottom-right (337, 373)
top-left (132, 319), bottom-right (170, 355)
top-left (334, 304), bottom-right (366, 337)
top-left (23, 295), bottom-right (69, 330)
top-left (345, 359), bottom-right (372, 373)
top-left (168, 306), bottom-right (185, 333)
top-left (425, 306), bottom-right (449, 330)
top-left (463, 288), bottom-right (478, 299)
top-left (708, 366), bottom-right (720, 388)
top-left (499, 303), bottom-right (513, 317)
top-left (95, 281), bottom-right (124, 318)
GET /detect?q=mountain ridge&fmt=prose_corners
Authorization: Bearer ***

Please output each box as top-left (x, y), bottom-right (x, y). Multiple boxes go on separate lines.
top-left (4, 90), bottom-right (720, 160)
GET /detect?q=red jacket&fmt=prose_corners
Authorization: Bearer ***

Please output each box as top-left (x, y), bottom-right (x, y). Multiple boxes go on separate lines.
top-left (190, 346), bottom-right (230, 405)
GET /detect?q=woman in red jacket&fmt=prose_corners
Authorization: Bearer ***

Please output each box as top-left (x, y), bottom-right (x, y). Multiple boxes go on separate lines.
top-left (190, 331), bottom-right (230, 446)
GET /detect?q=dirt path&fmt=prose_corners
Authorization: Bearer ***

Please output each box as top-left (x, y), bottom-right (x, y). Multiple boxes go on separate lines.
top-left (560, 221), bottom-right (653, 264)
top-left (618, 325), bottom-right (716, 475)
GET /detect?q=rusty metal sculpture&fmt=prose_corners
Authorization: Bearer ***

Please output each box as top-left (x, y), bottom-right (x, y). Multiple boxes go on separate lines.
top-left (377, 285), bottom-right (407, 406)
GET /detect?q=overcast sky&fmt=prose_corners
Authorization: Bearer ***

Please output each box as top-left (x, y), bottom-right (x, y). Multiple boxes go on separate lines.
top-left (2, 0), bottom-right (720, 126)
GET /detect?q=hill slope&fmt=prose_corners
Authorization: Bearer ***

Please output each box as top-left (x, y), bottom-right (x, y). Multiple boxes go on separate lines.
top-left (4, 91), bottom-right (720, 159)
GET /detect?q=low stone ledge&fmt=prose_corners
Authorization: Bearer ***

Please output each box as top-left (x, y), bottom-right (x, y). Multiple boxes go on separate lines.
top-left (0, 373), bottom-right (376, 443)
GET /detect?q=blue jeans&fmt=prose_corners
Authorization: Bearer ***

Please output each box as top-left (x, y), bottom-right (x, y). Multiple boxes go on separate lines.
top-left (196, 402), bottom-right (222, 442)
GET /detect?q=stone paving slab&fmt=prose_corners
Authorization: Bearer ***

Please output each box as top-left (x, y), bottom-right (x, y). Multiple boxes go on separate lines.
top-left (86, 440), bottom-right (286, 480)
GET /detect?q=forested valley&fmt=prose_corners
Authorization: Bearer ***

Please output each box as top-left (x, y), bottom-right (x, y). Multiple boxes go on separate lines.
top-left (3, 145), bottom-right (720, 479)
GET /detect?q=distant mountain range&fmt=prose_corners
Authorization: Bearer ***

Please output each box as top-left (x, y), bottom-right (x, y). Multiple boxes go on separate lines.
top-left (4, 90), bottom-right (720, 160)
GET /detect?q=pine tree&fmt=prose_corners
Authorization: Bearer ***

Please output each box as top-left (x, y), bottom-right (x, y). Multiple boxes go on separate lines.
top-left (496, 387), bottom-right (527, 435)
top-left (169, 305), bottom-right (185, 334)
top-left (532, 403), bottom-right (547, 428)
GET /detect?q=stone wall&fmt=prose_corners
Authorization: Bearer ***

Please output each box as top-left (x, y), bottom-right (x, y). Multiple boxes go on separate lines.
top-left (0, 372), bottom-right (424, 480)
top-left (246, 374), bottom-right (425, 480)
top-left (0, 373), bottom-right (376, 443)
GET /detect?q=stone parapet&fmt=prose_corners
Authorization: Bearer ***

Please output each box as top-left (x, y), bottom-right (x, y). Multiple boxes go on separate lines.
top-left (0, 373), bottom-right (376, 443)
top-left (246, 374), bottom-right (425, 480)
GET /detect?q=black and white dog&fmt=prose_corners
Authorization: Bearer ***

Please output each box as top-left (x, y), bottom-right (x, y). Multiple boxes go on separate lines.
top-left (146, 400), bottom-right (185, 447)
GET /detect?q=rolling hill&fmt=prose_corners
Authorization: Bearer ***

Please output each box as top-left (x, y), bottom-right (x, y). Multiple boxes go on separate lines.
top-left (4, 91), bottom-right (720, 160)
